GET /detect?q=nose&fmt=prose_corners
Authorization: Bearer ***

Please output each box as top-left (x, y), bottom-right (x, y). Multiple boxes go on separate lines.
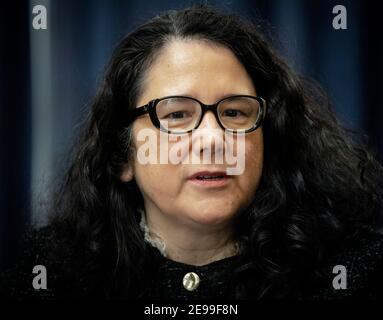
top-left (191, 111), bottom-right (225, 163)
top-left (198, 110), bottom-right (221, 130)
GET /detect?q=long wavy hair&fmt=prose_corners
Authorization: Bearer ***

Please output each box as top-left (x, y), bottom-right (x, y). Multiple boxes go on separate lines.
top-left (50, 5), bottom-right (383, 299)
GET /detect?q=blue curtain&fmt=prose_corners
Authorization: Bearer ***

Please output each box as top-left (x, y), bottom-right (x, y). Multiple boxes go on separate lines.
top-left (1, 0), bottom-right (382, 271)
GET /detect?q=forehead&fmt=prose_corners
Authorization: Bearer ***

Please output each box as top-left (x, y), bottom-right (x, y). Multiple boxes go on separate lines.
top-left (137, 39), bottom-right (256, 106)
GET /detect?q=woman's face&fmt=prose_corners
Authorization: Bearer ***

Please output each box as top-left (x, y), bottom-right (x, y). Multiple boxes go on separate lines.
top-left (121, 39), bottom-right (263, 229)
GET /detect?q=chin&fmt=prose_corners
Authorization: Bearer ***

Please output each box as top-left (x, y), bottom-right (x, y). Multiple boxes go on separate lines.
top-left (188, 209), bottom-right (235, 226)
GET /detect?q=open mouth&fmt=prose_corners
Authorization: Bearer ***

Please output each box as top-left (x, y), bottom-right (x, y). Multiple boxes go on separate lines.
top-left (195, 175), bottom-right (226, 180)
top-left (189, 171), bottom-right (231, 188)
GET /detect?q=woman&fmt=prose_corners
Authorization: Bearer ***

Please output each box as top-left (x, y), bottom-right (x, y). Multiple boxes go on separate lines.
top-left (1, 5), bottom-right (383, 300)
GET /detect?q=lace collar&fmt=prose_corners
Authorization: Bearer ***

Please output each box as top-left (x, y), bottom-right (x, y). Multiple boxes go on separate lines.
top-left (138, 208), bottom-right (243, 260)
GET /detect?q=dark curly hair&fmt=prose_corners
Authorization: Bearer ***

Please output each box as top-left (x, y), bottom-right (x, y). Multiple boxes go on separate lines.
top-left (49, 5), bottom-right (383, 299)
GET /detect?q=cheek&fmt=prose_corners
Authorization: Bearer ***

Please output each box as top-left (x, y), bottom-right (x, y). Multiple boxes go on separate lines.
top-left (134, 163), bottom-right (183, 203)
top-left (241, 131), bottom-right (264, 195)
top-left (131, 123), bottom-right (183, 200)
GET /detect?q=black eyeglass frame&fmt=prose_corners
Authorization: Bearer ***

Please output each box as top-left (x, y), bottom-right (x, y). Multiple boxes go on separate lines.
top-left (127, 95), bottom-right (267, 134)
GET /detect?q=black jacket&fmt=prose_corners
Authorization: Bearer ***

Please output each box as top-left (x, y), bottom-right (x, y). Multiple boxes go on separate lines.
top-left (1, 226), bottom-right (382, 300)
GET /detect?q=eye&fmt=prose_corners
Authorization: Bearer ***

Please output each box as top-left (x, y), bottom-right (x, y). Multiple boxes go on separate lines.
top-left (165, 111), bottom-right (191, 119)
top-left (222, 109), bottom-right (246, 117)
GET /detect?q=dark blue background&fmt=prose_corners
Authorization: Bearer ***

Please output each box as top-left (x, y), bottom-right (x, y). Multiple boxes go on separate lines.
top-left (1, 0), bottom-right (382, 271)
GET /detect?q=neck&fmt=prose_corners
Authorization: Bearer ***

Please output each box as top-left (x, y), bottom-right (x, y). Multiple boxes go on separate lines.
top-left (140, 208), bottom-right (239, 266)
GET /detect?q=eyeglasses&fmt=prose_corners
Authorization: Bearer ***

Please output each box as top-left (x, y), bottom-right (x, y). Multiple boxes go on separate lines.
top-left (127, 95), bottom-right (267, 134)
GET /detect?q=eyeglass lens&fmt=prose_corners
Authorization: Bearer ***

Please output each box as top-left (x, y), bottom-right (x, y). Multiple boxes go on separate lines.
top-left (155, 97), bottom-right (261, 133)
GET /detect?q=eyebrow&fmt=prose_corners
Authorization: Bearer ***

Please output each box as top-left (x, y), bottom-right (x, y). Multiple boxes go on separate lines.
top-left (173, 93), bottom-right (252, 100)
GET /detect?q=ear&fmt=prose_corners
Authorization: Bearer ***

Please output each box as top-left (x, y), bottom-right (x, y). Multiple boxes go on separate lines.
top-left (120, 163), bottom-right (134, 182)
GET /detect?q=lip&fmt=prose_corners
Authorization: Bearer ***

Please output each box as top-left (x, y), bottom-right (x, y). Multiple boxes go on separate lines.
top-left (188, 170), bottom-right (232, 188)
